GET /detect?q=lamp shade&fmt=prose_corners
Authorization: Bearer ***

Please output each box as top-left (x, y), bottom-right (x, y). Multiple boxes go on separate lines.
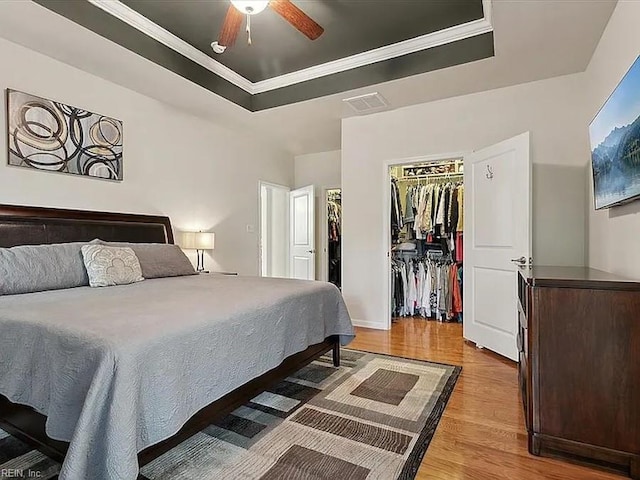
top-left (181, 231), bottom-right (215, 250)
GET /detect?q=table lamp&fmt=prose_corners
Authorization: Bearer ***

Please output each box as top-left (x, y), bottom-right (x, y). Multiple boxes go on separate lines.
top-left (181, 231), bottom-right (215, 273)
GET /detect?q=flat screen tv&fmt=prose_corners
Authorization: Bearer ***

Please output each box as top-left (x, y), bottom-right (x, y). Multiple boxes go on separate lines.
top-left (590, 55), bottom-right (640, 210)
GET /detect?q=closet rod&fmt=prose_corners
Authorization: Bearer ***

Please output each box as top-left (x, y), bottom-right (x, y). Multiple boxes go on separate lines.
top-left (396, 173), bottom-right (463, 181)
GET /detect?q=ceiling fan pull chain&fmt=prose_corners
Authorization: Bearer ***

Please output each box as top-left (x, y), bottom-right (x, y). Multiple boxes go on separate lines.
top-left (246, 14), bottom-right (252, 45)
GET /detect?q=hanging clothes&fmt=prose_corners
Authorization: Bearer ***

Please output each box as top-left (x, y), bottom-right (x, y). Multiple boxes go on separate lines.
top-left (404, 181), bottom-right (463, 241)
top-left (404, 188), bottom-right (415, 224)
top-left (455, 233), bottom-right (464, 263)
top-left (451, 263), bottom-right (463, 315)
top-left (413, 185), bottom-right (429, 239)
top-left (435, 185), bottom-right (446, 230)
top-left (328, 199), bottom-right (341, 242)
top-left (420, 261), bottom-right (432, 318)
top-left (456, 185), bottom-right (464, 232)
top-left (407, 261), bottom-right (417, 316)
top-left (328, 197), bottom-right (342, 288)
top-left (442, 186), bottom-right (452, 236)
top-left (447, 186), bottom-right (458, 235)
top-left (391, 179), bottom-right (403, 242)
top-left (391, 168), bottom-right (464, 323)
top-left (391, 254), bottom-right (462, 322)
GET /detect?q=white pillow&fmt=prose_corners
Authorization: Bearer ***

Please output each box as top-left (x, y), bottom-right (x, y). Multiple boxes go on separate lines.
top-left (81, 245), bottom-right (144, 287)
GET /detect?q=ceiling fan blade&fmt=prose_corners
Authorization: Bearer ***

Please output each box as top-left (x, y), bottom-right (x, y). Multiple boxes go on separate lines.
top-left (218, 6), bottom-right (243, 47)
top-left (269, 0), bottom-right (324, 40)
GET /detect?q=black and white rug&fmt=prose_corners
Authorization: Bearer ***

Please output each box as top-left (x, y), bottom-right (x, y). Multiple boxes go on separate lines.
top-left (0, 350), bottom-right (460, 480)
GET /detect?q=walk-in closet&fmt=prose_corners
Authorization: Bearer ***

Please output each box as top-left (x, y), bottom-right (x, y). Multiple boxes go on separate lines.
top-left (389, 158), bottom-right (464, 324)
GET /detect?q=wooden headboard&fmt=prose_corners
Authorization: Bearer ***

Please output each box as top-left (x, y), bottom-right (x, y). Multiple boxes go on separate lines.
top-left (0, 204), bottom-right (174, 248)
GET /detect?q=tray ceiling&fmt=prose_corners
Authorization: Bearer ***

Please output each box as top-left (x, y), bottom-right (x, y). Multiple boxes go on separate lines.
top-left (121, 0), bottom-right (486, 83)
top-left (33, 0), bottom-right (494, 111)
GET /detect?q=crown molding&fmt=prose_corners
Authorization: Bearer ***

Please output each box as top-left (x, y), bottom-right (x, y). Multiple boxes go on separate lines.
top-left (87, 0), bottom-right (254, 92)
top-left (87, 0), bottom-right (493, 96)
top-left (252, 12), bottom-right (493, 93)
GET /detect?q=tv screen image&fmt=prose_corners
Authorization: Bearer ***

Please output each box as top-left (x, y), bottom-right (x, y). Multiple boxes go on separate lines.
top-left (590, 55), bottom-right (640, 210)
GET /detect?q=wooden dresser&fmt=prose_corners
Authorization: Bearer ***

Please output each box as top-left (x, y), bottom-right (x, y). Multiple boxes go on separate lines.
top-left (518, 267), bottom-right (640, 479)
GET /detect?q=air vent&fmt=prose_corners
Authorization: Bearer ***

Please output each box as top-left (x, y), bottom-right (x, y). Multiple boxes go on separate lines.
top-left (343, 92), bottom-right (389, 114)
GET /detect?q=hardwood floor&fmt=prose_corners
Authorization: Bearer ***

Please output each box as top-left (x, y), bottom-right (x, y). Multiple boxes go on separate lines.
top-left (349, 318), bottom-right (623, 480)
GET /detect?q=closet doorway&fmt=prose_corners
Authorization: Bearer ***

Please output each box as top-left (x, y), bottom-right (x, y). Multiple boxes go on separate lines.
top-left (388, 156), bottom-right (465, 330)
top-left (383, 133), bottom-right (531, 361)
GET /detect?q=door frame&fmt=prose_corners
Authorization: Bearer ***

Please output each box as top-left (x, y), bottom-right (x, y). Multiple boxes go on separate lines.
top-left (258, 180), bottom-right (290, 277)
top-left (321, 186), bottom-right (341, 282)
top-left (382, 151), bottom-right (470, 330)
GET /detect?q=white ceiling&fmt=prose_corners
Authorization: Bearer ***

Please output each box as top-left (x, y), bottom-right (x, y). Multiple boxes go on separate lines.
top-left (0, 0), bottom-right (616, 156)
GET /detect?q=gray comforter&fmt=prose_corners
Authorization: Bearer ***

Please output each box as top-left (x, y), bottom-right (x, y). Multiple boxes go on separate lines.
top-left (0, 275), bottom-right (354, 480)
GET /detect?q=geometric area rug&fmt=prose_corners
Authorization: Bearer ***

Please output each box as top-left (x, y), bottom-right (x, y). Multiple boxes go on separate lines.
top-left (0, 350), bottom-right (461, 480)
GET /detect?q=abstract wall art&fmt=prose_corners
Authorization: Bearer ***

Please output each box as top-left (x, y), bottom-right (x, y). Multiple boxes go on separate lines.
top-left (7, 89), bottom-right (123, 181)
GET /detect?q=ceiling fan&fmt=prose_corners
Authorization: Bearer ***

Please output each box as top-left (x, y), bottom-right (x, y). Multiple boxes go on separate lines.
top-left (211, 0), bottom-right (324, 54)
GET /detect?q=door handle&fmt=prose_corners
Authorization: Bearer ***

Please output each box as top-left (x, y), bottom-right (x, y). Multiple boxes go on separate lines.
top-left (307, 250), bottom-right (315, 254)
top-left (510, 256), bottom-right (527, 265)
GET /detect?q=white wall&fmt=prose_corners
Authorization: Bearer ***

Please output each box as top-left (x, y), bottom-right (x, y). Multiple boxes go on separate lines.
top-left (294, 150), bottom-right (341, 190)
top-left (0, 38), bottom-right (293, 275)
top-left (342, 74), bottom-right (590, 329)
top-left (584, 1), bottom-right (640, 279)
top-left (294, 150), bottom-right (341, 279)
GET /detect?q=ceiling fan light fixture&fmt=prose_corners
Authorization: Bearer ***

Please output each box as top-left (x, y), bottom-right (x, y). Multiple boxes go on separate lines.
top-left (230, 0), bottom-right (269, 15)
top-left (211, 41), bottom-right (226, 54)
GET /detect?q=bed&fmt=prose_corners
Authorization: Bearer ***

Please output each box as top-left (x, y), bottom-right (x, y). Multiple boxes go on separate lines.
top-left (0, 204), bottom-right (354, 480)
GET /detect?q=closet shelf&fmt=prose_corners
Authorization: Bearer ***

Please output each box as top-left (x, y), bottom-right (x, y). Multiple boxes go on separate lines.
top-left (397, 172), bottom-right (463, 181)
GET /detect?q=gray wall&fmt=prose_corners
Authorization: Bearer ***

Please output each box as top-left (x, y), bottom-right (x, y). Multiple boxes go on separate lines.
top-left (533, 164), bottom-right (587, 266)
top-left (584, 1), bottom-right (640, 279)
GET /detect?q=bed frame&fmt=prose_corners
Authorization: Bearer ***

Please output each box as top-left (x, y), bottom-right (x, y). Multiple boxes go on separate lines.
top-left (0, 203), bottom-right (340, 468)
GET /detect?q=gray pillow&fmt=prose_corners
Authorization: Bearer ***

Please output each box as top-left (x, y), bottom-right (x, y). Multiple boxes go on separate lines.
top-left (81, 245), bottom-right (144, 287)
top-left (92, 241), bottom-right (196, 279)
top-left (0, 242), bottom-right (89, 296)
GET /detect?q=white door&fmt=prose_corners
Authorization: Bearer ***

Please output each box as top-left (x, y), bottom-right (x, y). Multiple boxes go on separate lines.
top-left (289, 185), bottom-right (315, 280)
top-left (464, 132), bottom-right (531, 361)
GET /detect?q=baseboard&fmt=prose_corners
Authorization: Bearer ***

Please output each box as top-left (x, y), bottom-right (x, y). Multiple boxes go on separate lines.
top-left (351, 319), bottom-right (388, 330)
top-left (532, 432), bottom-right (638, 479)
